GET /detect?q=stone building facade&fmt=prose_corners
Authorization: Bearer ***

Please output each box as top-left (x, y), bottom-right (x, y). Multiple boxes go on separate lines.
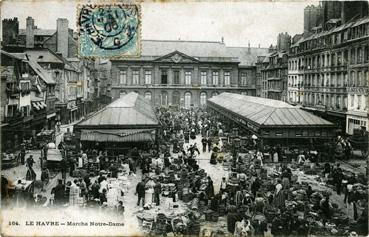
top-left (288, 9), bottom-right (368, 134)
top-left (110, 40), bottom-right (268, 108)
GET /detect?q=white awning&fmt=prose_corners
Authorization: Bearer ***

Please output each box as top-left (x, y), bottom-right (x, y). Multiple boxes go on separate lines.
top-left (32, 102), bottom-right (40, 110)
top-left (40, 101), bottom-right (47, 108)
top-left (37, 102), bottom-right (44, 109)
top-left (47, 112), bottom-right (56, 119)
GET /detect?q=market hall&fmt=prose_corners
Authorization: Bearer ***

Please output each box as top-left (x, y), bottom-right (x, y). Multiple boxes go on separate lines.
top-left (73, 92), bottom-right (160, 154)
top-left (207, 92), bottom-right (336, 149)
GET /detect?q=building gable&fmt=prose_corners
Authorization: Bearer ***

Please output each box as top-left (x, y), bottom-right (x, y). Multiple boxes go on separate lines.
top-left (153, 50), bottom-right (200, 64)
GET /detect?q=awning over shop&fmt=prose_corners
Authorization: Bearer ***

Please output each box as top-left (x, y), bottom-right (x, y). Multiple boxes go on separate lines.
top-left (80, 129), bottom-right (156, 143)
top-left (39, 101), bottom-right (47, 108)
top-left (70, 106), bottom-right (78, 111)
top-left (47, 112), bottom-right (56, 119)
top-left (32, 102), bottom-right (41, 110)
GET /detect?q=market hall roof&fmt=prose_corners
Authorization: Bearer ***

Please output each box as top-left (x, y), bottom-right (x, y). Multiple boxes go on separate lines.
top-left (75, 92), bottom-right (159, 129)
top-left (208, 93), bottom-right (334, 127)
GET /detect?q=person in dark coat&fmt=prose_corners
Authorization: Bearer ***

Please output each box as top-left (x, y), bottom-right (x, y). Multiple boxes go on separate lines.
top-left (136, 180), bottom-right (146, 206)
top-left (227, 206), bottom-right (243, 234)
top-left (53, 179), bottom-right (65, 205)
top-left (99, 189), bottom-right (107, 205)
top-left (333, 163), bottom-right (343, 195)
top-left (20, 144), bottom-right (26, 165)
top-left (207, 137), bottom-right (212, 152)
top-left (91, 180), bottom-right (100, 199)
top-left (251, 177), bottom-right (261, 199)
top-left (201, 137), bottom-right (207, 152)
top-left (69, 158), bottom-right (76, 176)
top-left (206, 176), bottom-right (214, 198)
top-left (26, 155), bottom-right (36, 180)
top-left (154, 180), bottom-right (162, 206)
top-left (60, 158), bottom-right (67, 181)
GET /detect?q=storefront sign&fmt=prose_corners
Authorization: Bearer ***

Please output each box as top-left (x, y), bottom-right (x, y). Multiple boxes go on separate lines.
top-left (347, 87), bottom-right (369, 94)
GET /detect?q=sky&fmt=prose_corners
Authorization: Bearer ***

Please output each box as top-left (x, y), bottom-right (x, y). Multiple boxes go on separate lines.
top-left (1, 0), bottom-right (320, 48)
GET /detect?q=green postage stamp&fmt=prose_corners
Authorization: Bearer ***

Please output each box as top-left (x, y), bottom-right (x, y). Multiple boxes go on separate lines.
top-left (78, 4), bottom-right (141, 58)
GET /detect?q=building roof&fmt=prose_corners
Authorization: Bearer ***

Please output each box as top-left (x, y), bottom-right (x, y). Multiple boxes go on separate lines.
top-left (0, 50), bottom-right (26, 61)
top-left (76, 92), bottom-right (159, 128)
top-left (118, 40), bottom-right (234, 63)
top-left (0, 50), bottom-right (55, 85)
top-left (226, 47), bottom-right (269, 66)
top-left (27, 59), bottom-right (56, 85)
top-left (113, 39), bottom-right (268, 66)
top-left (19, 28), bottom-right (55, 36)
top-left (141, 39), bottom-right (231, 58)
top-left (25, 49), bottom-right (64, 64)
top-left (25, 48), bottom-right (78, 72)
top-left (208, 93), bottom-right (334, 127)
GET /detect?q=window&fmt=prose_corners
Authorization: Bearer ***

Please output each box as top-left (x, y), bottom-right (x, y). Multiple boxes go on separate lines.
top-left (160, 91), bottom-right (168, 106)
top-left (351, 95), bottom-right (355, 107)
top-left (357, 95), bottom-right (362, 109)
top-left (145, 70), bottom-right (152, 85)
top-left (212, 71), bottom-right (219, 85)
top-left (144, 92), bottom-right (152, 101)
top-left (241, 73), bottom-right (246, 85)
top-left (20, 82), bottom-right (30, 91)
top-left (132, 70), bottom-right (139, 85)
top-left (119, 70), bottom-right (127, 85)
top-left (172, 91), bottom-right (180, 105)
top-left (200, 71), bottom-right (207, 85)
top-left (21, 106), bottom-right (30, 117)
top-left (224, 71), bottom-right (230, 86)
top-left (184, 92), bottom-right (191, 108)
top-left (161, 70), bottom-right (168, 85)
top-left (173, 70), bottom-right (180, 85)
top-left (200, 92), bottom-right (207, 106)
top-left (185, 71), bottom-right (192, 85)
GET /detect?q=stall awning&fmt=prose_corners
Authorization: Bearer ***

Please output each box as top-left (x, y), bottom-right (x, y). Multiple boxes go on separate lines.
top-left (32, 102), bottom-right (41, 110)
top-left (39, 101), bottom-right (47, 108)
top-left (80, 129), bottom-right (156, 143)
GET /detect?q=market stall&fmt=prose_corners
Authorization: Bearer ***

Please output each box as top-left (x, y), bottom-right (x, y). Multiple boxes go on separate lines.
top-left (74, 92), bottom-right (160, 155)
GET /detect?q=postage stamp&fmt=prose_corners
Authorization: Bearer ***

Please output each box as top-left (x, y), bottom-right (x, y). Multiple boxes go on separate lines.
top-left (77, 4), bottom-right (141, 59)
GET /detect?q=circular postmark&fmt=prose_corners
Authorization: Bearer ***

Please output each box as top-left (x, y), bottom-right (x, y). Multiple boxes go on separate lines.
top-left (79, 4), bottom-right (139, 51)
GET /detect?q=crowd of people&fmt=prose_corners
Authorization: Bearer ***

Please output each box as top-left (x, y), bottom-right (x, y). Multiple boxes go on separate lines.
top-left (1, 106), bottom-right (367, 236)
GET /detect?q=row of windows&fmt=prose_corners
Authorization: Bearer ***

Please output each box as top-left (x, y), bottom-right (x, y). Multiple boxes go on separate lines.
top-left (296, 22), bottom-right (369, 53)
top-left (303, 93), bottom-right (347, 109)
top-left (348, 118), bottom-right (367, 127)
top-left (289, 45), bottom-right (369, 69)
top-left (118, 69), bottom-right (248, 86)
top-left (288, 70), bottom-right (368, 88)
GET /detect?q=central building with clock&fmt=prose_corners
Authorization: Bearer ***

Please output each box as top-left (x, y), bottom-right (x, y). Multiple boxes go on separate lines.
top-left (110, 39), bottom-right (269, 108)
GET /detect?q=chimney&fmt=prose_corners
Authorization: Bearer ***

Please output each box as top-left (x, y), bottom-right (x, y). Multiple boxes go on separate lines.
top-left (248, 41), bottom-right (250, 54)
top-left (57, 18), bottom-right (69, 58)
top-left (221, 37), bottom-right (224, 43)
top-left (26, 16), bottom-right (34, 48)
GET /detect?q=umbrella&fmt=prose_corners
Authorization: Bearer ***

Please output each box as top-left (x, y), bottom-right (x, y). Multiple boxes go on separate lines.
top-left (251, 135), bottom-right (258, 140)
